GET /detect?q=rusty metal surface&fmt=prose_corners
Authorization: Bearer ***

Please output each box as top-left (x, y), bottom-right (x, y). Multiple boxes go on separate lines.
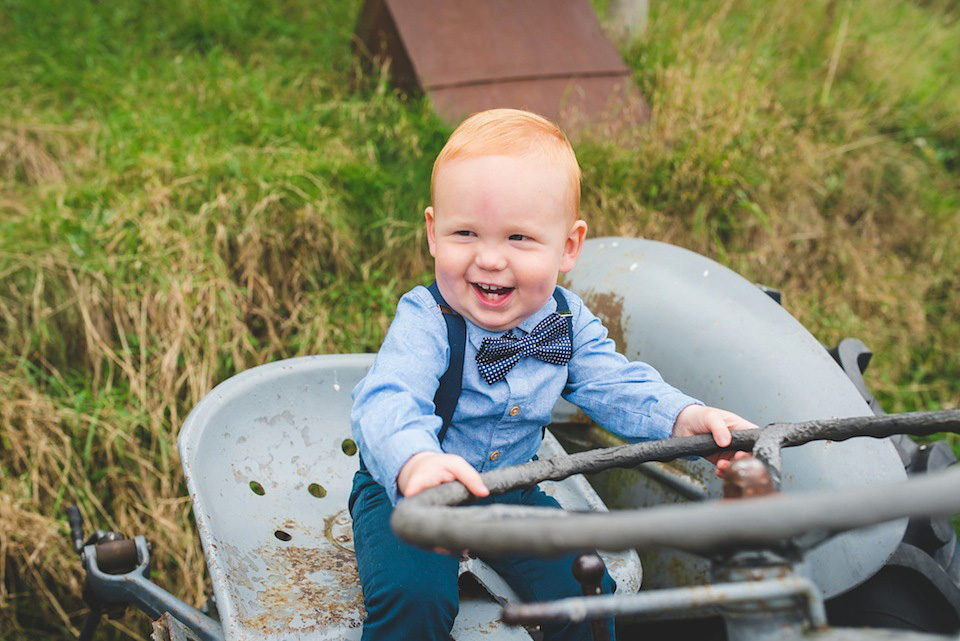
top-left (95, 538), bottom-right (139, 574)
top-left (723, 458), bottom-right (775, 500)
top-left (355, 0), bottom-right (648, 133)
top-left (220, 537), bottom-right (364, 635)
top-left (428, 76), bottom-right (647, 137)
top-left (385, 0), bottom-right (627, 87)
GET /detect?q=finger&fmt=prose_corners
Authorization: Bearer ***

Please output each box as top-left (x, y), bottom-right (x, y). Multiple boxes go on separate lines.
top-left (706, 447), bottom-right (746, 466)
top-left (714, 457), bottom-right (732, 477)
top-left (706, 450), bottom-right (727, 466)
top-left (402, 477), bottom-right (429, 498)
top-left (403, 467), bottom-right (454, 498)
top-left (450, 459), bottom-right (489, 497)
top-left (706, 413), bottom-right (733, 448)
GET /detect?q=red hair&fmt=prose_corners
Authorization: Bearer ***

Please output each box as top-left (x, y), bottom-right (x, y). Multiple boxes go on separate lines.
top-left (431, 109), bottom-right (581, 219)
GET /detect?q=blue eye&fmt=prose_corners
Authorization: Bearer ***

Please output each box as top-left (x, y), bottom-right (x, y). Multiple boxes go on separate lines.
top-left (509, 234), bottom-right (527, 241)
top-left (455, 230), bottom-right (474, 236)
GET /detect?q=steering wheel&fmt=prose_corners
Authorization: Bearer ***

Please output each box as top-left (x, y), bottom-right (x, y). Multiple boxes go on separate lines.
top-left (391, 410), bottom-right (960, 559)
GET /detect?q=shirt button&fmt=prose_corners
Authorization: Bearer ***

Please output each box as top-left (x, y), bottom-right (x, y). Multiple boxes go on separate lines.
top-left (509, 406), bottom-right (520, 417)
top-left (490, 451), bottom-right (500, 461)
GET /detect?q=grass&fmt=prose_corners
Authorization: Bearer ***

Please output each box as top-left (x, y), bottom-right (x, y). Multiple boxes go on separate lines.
top-left (1, 0), bottom-right (958, 637)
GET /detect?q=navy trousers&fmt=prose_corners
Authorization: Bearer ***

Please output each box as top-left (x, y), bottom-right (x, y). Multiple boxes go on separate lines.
top-left (349, 468), bottom-right (616, 641)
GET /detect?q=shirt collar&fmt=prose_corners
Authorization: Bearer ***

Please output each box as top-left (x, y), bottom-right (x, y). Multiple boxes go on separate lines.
top-left (466, 295), bottom-right (558, 349)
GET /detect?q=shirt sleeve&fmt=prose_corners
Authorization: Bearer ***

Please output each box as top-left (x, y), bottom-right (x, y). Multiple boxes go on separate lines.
top-left (351, 288), bottom-right (448, 504)
top-left (561, 290), bottom-right (702, 441)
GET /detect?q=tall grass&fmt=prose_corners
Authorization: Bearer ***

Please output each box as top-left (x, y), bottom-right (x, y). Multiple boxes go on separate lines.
top-left (1, 0), bottom-right (957, 638)
top-left (584, 0), bottom-right (960, 412)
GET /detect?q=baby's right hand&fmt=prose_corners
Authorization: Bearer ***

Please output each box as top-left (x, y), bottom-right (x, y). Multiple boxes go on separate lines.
top-left (397, 452), bottom-right (489, 499)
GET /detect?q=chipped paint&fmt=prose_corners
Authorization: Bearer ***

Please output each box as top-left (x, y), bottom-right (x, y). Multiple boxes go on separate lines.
top-left (578, 289), bottom-right (628, 354)
top-left (255, 410), bottom-right (298, 427)
top-left (251, 542), bottom-right (364, 634)
top-left (226, 534), bottom-right (365, 636)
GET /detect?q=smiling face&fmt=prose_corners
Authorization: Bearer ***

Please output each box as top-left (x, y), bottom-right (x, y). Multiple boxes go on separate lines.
top-left (426, 152), bottom-right (587, 333)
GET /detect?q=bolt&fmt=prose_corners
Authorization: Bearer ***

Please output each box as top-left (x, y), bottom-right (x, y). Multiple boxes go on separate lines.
top-left (723, 457), bottom-right (775, 499)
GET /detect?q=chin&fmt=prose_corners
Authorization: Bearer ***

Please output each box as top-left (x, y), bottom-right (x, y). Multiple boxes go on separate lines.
top-left (470, 311), bottom-right (518, 333)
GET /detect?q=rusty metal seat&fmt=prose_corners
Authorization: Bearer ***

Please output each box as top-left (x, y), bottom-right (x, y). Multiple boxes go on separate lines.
top-left (178, 354), bottom-right (641, 640)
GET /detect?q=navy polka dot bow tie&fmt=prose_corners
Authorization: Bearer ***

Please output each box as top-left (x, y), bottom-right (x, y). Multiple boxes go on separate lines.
top-left (475, 312), bottom-right (572, 385)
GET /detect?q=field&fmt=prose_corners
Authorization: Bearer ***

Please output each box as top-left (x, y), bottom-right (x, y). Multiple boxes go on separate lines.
top-left (1, 0), bottom-right (958, 638)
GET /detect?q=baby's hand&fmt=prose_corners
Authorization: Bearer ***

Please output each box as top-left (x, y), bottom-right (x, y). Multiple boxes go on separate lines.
top-left (672, 405), bottom-right (757, 477)
top-left (397, 451), bottom-right (490, 499)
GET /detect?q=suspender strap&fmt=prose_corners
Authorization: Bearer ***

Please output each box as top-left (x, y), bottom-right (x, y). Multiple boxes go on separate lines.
top-left (550, 287), bottom-right (572, 438)
top-left (427, 282), bottom-right (465, 443)
top-left (552, 287), bottom-right (572, 336)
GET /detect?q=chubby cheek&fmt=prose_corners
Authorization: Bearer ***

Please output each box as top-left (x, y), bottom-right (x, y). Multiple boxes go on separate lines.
top-left (437, 246), bottom-right (468, 271)
top-left (434, 251), bottom-right (469, 287)
top-left (518, 266), bottom-right (558, 299)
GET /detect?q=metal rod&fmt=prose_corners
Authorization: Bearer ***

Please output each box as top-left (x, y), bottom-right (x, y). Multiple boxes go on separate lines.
top-left (77, 607), bottom-right (102, 641)
top-left (502, 576), bottom-right (827, 629)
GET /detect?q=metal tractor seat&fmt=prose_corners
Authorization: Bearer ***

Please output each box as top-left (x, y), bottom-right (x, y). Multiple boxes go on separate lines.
top-left (178, 354), bottom-right (642, 640)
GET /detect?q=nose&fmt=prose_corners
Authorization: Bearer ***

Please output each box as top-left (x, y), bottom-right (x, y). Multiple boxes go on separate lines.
top-left (475, 242), bottom-right (507, 272)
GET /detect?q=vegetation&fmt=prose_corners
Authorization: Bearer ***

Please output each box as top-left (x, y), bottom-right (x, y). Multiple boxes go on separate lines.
top-left (1, 0), bottom-right (957, 637)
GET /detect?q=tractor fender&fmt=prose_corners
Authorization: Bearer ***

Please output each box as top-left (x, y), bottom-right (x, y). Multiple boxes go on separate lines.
top-left (556, 237), bottom-right (906, 599)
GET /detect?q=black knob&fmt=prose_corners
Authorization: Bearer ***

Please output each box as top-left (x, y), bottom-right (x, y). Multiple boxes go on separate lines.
top-left (572, 552), bottom-right (604, 596)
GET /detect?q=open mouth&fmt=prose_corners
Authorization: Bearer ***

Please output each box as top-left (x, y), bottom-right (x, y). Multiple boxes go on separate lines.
top-left (472, 282), bottom-right (514, 302)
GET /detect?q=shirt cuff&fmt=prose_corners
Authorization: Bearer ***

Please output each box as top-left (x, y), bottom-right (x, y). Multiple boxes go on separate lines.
top-left (657, 396), bottom-right (705, 460)
top-left (654, 395), bottom-right (704, 439)
top-left (381, 429), bottom-right (444, 504)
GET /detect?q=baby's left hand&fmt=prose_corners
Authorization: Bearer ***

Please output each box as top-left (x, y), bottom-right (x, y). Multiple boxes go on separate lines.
top-left (672, 405), bottom-right (757, 477)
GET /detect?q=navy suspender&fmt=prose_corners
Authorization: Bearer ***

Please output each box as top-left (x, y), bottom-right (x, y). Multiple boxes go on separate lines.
top-left (553, 287), bottom-right (573, 339)
top-left (426, 282), bottom-right (466, 443)
top-left (426, 283), bottom-right (570, 444)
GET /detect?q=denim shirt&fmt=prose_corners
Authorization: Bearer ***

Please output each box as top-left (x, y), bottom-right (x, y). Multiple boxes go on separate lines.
top-left (351, 285), bottom-right (701, 504)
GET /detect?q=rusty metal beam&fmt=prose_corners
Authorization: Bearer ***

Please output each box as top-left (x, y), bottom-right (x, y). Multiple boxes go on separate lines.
top-left (354, 0), bottom-right (648, 135)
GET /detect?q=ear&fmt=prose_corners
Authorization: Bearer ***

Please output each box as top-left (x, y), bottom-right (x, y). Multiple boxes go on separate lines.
top-left (425, 206), bottom-right (437, 257)
top-left (559, 219), bottom-right (587, 273)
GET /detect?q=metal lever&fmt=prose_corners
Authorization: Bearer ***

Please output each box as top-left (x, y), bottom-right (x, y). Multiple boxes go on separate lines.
top-left (67, 505), bottom-right (85, 554)
top-left (65, 505), bottom-right (112, 641)
top-left (572, 553), bottom-right (609, 641)
top-left (66, 505), bottom-right (223, 641)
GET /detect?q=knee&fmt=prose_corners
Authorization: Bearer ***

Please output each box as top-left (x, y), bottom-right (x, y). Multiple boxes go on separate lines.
top-left (362, 567), bottom-right (458, 639)
top-left (400, 573), bottom-right (459, 619)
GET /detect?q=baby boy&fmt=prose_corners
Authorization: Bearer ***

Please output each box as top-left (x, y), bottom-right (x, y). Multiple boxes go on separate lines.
top-left (349, 108), bottom-right (755, 641)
